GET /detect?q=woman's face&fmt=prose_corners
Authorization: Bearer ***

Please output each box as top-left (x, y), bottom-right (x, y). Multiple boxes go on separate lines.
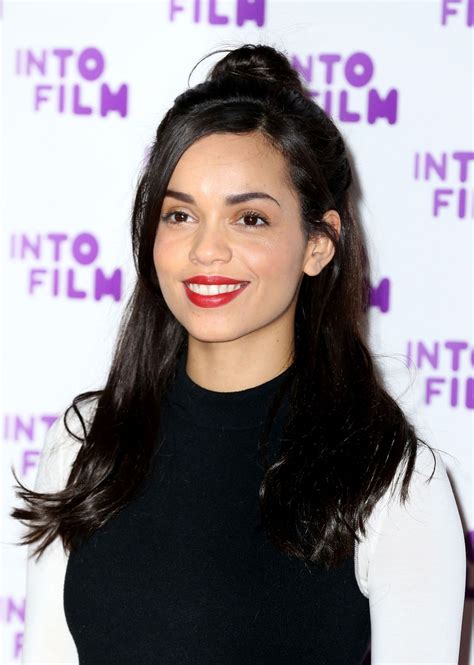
top-left (153, 131), bottom-right (320, 347)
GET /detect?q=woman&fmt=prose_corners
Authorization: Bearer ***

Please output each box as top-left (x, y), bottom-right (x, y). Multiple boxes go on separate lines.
top-left (12, 43), bottom-right (466, 664)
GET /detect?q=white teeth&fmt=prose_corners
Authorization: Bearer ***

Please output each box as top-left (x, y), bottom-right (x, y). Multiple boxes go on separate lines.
top-left (186, 283), bottom-right (245, 295)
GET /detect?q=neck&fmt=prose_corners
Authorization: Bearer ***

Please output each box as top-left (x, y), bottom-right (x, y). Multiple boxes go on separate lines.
top-left (185, 334), bottom-right (295, 393)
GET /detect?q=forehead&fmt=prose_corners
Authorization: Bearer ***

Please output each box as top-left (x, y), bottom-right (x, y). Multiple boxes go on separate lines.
top-left (167, 131), bottom-right (292, 195)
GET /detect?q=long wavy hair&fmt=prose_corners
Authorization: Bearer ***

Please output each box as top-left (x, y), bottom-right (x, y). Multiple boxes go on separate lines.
top-left (11, 43), bottom-right (435, 569)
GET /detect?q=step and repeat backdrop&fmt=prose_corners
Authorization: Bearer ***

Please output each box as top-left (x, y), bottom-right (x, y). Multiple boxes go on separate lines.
top-left (1, 0), bottom-right (473, 662)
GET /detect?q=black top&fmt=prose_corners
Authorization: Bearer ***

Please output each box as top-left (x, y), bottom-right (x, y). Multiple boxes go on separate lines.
top-left (64, 352), bottom-right (371, 664)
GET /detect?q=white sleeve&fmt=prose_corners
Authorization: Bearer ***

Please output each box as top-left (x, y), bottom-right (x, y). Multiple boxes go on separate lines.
top-left (21, 400), bottom-right (96, 665)
top-left (356, 444), bottom-right (466, 664)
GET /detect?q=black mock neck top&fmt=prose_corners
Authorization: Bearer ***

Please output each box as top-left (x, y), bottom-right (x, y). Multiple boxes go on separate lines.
top-left (64, 352), bottom-right (371, 664)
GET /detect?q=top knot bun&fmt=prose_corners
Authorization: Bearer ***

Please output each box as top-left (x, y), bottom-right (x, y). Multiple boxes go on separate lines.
top-left (206, 43), bottom-right (308, 98)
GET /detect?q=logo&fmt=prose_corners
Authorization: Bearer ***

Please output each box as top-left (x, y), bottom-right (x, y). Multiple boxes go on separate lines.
top-left (369, 278), bottom-right (390, 313)
top-left (405, 339), bottom-right (474, 409)
top-left (15, 47), bottom-right (129, 117)
top-left (168, 0), bottom-right (265, 26)
top-left (441, 0), bottom-right (474, 26)
top-left (292, 51), bottom-right (398, 125)
top-left (4, 412), bottom-right (58, 479)
top-left (0, 595), bottom-right (24, 661)
top-left (414, 150), bottom-right (474, 219)
top-left (9, 231), bottom-right (123, 301)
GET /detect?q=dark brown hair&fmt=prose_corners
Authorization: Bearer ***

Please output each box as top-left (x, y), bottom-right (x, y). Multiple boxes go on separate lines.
top-left (11, 43), bottom-right (436, 569)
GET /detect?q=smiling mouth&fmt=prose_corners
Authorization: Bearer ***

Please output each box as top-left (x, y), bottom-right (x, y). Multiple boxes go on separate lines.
top-left (183, 281), bottom-right (250, 307)
top-left (184, 282), bottom-right (248, 296)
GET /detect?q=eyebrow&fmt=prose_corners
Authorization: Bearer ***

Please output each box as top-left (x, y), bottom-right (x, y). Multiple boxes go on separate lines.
top-left (164, 189), bottom-right (281, 208)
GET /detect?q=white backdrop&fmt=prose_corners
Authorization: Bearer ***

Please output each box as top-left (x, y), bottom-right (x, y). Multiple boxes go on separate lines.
top-left (1, 0), bottom-right (473, 662)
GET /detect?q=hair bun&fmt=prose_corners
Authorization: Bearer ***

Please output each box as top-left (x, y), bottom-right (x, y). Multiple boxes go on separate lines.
top-left (206, 43), bottom-right (307, 97)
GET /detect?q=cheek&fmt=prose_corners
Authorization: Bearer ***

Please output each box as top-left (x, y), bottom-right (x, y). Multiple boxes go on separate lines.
top-left (153, 233), bottom-right (175, 277)
top-left (152, 244), bottom-right (175, 298)
top-left (252, 238), bottom-right (303, 284)
top-left (152, 240), bottom-right (162, 273)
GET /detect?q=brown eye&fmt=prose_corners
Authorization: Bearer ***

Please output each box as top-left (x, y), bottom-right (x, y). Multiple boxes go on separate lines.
top-left (237, 210), bottom-right (270, 228)
top-left (160, 210), bottom-right (190, 224)
top-left (160, 209), bottom-right (270, 228)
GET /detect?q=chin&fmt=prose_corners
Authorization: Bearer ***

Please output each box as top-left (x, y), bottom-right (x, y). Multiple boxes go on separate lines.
top-left (187, 324), bottom-right (252, 345)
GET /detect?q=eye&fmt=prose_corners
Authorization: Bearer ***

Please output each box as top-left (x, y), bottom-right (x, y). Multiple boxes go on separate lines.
top-left (236, 210), bottom-right (270, 228)
top-left (160, 210), bottom-right (192, 224)
top-left (159, 209), bottom-right (270, 228)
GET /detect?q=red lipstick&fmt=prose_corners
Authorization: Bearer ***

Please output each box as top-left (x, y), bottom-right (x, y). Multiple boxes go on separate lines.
top-left (183, 275), bottom-right (250, 308)
top-left (184, 275), bottom-right (248, 285)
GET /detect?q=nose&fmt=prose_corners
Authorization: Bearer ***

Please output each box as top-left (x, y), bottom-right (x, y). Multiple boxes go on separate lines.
top-left (189, 219), bottom-right (232, 266)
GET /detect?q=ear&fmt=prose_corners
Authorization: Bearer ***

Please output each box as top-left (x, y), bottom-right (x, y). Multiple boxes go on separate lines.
top-left (302, 209), bottom-right (341, 277)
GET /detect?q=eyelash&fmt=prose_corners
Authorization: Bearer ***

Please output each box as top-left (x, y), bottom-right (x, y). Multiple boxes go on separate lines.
top-left (160, 209), bottom-right (270, 229)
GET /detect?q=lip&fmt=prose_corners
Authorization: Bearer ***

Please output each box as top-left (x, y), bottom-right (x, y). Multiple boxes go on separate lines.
top-left (183, 275), bottom-right (249, 285)
top-left (183, 281), bottom-right (249, 308)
